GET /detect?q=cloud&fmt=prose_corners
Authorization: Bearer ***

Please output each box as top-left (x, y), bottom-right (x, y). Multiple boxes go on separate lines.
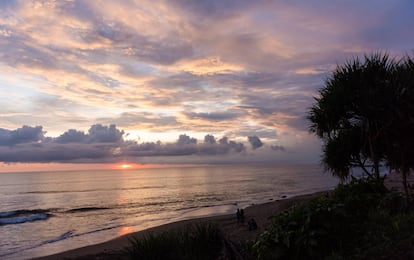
top-left (177, 134), bottom-right (197, 145)
top-left (270, 145), bottom-right (286, 152)
top-left (55, 129), bottom-right (88, 144)
top-left (174, 56), bottom-right (244, 75)
top-left (121, 133), bottom-right (245, 157)
top-left (97, 112), bottom-right (180, 132)
top-left (0, 143), bottom-right (118, 163)
top-left (248, 136), bottom-right (263, 149)
top-left (184, 110), bottom-right (243, 121)
top-left (0, 0), bottom-right (413, 165)
top-left (0, 125), bottom-right (44, 146)
top-left (171, 0), bottom-right (255, 19)
top-left (87, 124), bottom-right (124, 143)
top-left (54, 124), bottom-right (124, 144)
top-left (204, 134), bottom-right (216, 144)
top-left (0, 125), bottom-right (248, 163)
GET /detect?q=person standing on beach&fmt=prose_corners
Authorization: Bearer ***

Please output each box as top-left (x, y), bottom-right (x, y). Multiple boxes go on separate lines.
top-left (240, 209), bottom-right (245, 223)
top-left (236, 209), bottom-right (241, 223)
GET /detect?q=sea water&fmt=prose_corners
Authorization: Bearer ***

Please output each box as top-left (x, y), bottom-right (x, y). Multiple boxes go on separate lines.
top-left (0, 164), bottom-right (338, 259)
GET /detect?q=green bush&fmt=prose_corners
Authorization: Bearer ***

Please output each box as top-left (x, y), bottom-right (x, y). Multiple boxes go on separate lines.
top-left (253, 197), bottom-right (348, 259)
top-left (126, 223), bottom-right (223, 260)
top-left (253, 179), bottom-right (414, 259)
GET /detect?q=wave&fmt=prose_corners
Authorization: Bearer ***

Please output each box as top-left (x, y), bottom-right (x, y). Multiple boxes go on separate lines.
top-left (179, 202), bottom-right (237, 212)
top-left (42, 230), bottom-right (74, 244)
top-left (66, 207), bottom-right (110, 213)
top-left (73, 224), bottom-right (123, 237)
top-left (0, 209), bottom-right (51, 226)
top-left (20, 185), bottom-right (166, 195)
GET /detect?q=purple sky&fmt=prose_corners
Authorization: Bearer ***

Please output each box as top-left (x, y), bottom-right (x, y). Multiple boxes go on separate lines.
top-left (0, 0), bottom-right (413, 167)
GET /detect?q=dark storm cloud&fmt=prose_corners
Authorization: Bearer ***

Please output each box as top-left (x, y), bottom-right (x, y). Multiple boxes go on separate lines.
top-left (204, 134), bottom-right (216, 144)
top-left (0, 126), bottom-right (44, 146)
top-left (0, 143), bottom-right (116, 163)
top-left (121, 133), bottom-right (245, 157)
top-left (86, 124), bottom-right (124, 143)
top-left (54, 124), bottom-right (124, 144)
top-left (227, 141), bottom-right (245, 153)
top-left (0, 126), bottom-right (249, 163)
top-left (55, 129), bottom-right (88, 144)
top-left (248, 136), bottom-right (263, 149)
top-left (0, 125), bottom-right (123, 162)
top-left (177, 134), bottom-right (197, 145)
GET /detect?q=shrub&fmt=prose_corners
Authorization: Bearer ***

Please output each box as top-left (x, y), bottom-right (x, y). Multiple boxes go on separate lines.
top-left (252, 179), bottom-right (414, 259)
top-left (126, 223), bottom-right (223, 260)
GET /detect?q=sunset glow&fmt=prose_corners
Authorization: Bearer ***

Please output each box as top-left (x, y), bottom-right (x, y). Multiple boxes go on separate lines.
top-left (120, 164), bottom-right (132, 170)
top-left (0, 2), bottom-right (412, 258)
top-left (118, 226), bottom-right (134, 236)
top-left (0, 1), bottom-right (412, 171)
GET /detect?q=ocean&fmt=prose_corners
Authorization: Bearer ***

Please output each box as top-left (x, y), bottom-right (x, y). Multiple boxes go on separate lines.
top-left (0, 164), bottom-right (338, 259)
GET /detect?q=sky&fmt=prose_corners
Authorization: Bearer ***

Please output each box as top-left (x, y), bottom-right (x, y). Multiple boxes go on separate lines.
top-left (0, 0), bottom-right (413, 171)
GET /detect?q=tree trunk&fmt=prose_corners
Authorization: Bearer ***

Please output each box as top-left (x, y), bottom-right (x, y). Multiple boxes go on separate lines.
top-left (402, 169), bottom-right (410, 202)
top-left (366, 121), bottom-right (380, 179)
top-left (368, 135), bottom-right (380, 178)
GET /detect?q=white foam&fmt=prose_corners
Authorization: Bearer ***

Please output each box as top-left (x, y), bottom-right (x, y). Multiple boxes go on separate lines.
top-left (0, 213), bottom-right (48, 225)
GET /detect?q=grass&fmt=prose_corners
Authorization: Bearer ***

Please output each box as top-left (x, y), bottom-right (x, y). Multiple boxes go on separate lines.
top-left (125, 223), bottom-right (223, 260)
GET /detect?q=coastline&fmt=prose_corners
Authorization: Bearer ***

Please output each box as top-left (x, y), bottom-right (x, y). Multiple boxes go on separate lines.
top-left (31, 172), bottom-right (413, 260)
top-left (33, 191), bottom-right (327, 260)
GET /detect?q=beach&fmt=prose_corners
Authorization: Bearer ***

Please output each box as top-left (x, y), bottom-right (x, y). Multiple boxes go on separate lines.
top-left (0, 164), bottom-right (338, 259)
top-left (33, 171), bottom-right (414, 260)
top-left (34, 192), bottom-right (326, 260)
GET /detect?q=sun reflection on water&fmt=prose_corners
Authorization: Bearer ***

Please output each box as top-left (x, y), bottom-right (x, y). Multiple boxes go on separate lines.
top-left (118, 226), bottom-right (134, 236)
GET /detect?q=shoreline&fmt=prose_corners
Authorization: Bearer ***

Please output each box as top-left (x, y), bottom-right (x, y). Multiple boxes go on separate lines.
top-left (33, 191), bottom-right (327, 260)
top-left (31, 171), bottom-right (413, 260)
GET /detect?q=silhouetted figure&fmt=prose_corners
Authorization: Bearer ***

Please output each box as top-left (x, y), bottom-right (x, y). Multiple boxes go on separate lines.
top-left (248, 218), bottom-right (257, 230)
top-left (240, 209), bottom-right (245, 223)
top-left (236, 208), bottom-right (241, 223)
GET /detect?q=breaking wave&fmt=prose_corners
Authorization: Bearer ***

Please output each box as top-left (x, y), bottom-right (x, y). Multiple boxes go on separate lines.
top-left (65, 207), bottom-right (110, 213)
top-left (0, 209), bottom-right (51, 225)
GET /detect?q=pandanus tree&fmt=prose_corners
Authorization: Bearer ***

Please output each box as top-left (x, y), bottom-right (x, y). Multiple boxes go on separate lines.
top-left (309, 53), bottom-right (414, 198)
top-left (308, 53), bottom-right (396, 180)
top-left (384, 56), bottom-right (414, 199)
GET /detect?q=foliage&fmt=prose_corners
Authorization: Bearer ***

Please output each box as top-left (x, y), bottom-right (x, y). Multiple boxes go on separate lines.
top-left (308, 53), bottom-right (414, 181)
top-left (252, 179), bottom-right (414, 259)
top-left (126, 223), bottom-right (223, 260)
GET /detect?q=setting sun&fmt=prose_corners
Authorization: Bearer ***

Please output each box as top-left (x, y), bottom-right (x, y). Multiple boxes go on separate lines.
top-left (113, 163), bottom-right (136, 170)
top-left (120, 164), bottom-right (132, 169)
